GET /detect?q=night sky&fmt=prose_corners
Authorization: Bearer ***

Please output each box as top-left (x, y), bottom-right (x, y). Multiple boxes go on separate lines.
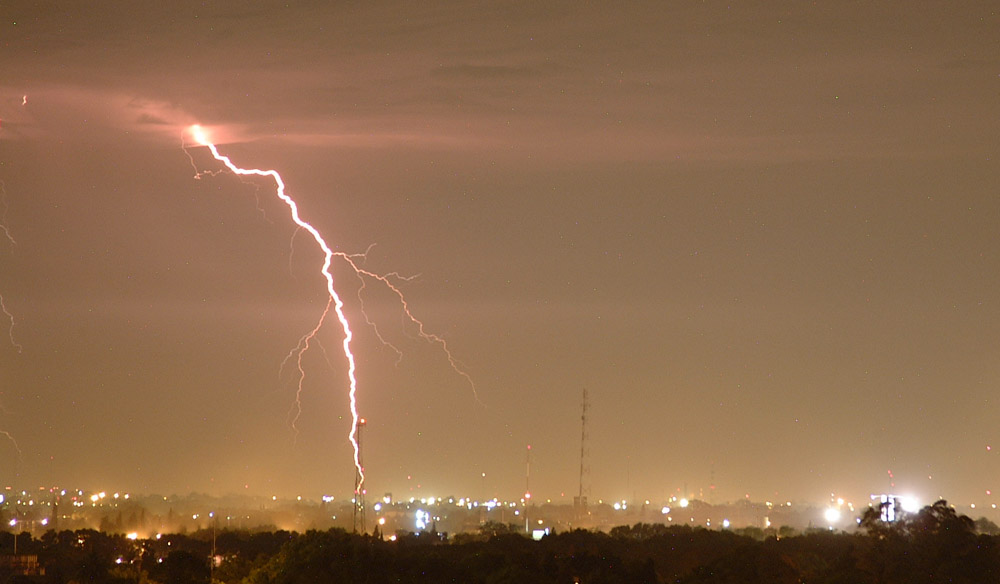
top-left (1, 2), bottom-right (998, 507)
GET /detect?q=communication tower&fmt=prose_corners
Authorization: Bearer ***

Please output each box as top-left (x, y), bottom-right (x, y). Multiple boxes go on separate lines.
top-left (524, 444), bottom-right (532, 533)
top-left (574, 389), bottom-right (590, 521)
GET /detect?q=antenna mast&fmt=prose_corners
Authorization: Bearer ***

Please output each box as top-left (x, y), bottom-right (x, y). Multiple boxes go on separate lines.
top-left (575, 388), bottom-right (590, 522)
top-left (353, 418), bottom-right (367, 534)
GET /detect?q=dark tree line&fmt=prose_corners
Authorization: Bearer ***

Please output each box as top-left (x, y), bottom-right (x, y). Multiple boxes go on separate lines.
top-left (3, 500), bottom-right (999, 583)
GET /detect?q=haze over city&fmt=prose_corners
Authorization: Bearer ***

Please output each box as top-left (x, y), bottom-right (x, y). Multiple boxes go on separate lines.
top-left (1, 1), bottom-right (998, 511)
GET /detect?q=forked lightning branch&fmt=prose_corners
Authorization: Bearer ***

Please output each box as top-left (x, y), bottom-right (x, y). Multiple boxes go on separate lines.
top-left (184, 125), bottom-right (475, 493)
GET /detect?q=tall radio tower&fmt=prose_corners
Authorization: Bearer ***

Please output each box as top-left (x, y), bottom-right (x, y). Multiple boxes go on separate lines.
top-left (575, 389), bottom-right (590, 520)
top-left (353, 418), bottom-right (367, 534)
top-left (524, 444), bottom-right (532, 533)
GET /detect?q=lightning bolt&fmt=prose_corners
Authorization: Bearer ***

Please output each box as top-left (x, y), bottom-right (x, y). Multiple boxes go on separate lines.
top-left (0, 180), bottom-right (21, 353)
top-left (0, 180), bottom-right (15, 250)
top-left (339, 255), bottom-right (477, 397)
top-left (0, 430), bottom-right (22, 460)
top-left (185, 125), bottom-right (477, 493)
top-left (0, 296), bottom-right (19, 354)
top-left (0, 179), bottom-right (22, 458)
top-left (186, 125), bottom-right (364, 485)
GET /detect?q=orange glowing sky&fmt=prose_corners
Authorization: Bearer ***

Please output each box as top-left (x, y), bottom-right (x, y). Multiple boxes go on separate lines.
top-left (0, 1), bottom-right (998, 506)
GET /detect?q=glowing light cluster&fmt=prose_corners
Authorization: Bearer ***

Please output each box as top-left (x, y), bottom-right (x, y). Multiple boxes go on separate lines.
top-left (415, 509), bottom-right (429, 531)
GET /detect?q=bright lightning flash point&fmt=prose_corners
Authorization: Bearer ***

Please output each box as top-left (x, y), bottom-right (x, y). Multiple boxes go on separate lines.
top-left (185, 124), bottom-right (476, 491)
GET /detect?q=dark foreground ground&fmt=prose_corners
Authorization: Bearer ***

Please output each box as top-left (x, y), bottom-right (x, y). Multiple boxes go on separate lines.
top-left (2, 500), bottom-right (998, 583)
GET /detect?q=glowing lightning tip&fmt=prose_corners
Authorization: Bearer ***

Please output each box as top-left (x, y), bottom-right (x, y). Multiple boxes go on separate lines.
top-left (190, 124), bottom-right (209, 146)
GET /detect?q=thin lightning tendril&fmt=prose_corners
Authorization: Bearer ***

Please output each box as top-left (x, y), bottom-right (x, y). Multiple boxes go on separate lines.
top-left (339, 246), bottom-right (476, 395)
top-left (0, 296), bottom-right (20, 354)
top-left (0, 430), bottom-right (22, 460)
top-left (341, 256), bottom-right (479, 402)
top-left (0, 180), bottom-right (22, 457)
top-left (0, 181), bottom-right (21, 353)
top-left (186, 125), bottom-right (478, 494)
top-left (349, 247), bottom-right (406, 365)
top-left (280, 297), bottom-right (332, 439)
top-left (0, 180), bottom-right (15, 250)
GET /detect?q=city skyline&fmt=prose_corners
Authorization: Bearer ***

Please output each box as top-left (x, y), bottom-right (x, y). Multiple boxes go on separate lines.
top-left (1, 2), bottom-right (999, 505)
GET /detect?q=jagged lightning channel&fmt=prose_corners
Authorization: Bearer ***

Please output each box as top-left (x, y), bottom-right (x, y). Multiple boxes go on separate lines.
top-left (185, 125), bottom-right (477, 493)
top-left (187, 125), bottom-right (365, 487)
